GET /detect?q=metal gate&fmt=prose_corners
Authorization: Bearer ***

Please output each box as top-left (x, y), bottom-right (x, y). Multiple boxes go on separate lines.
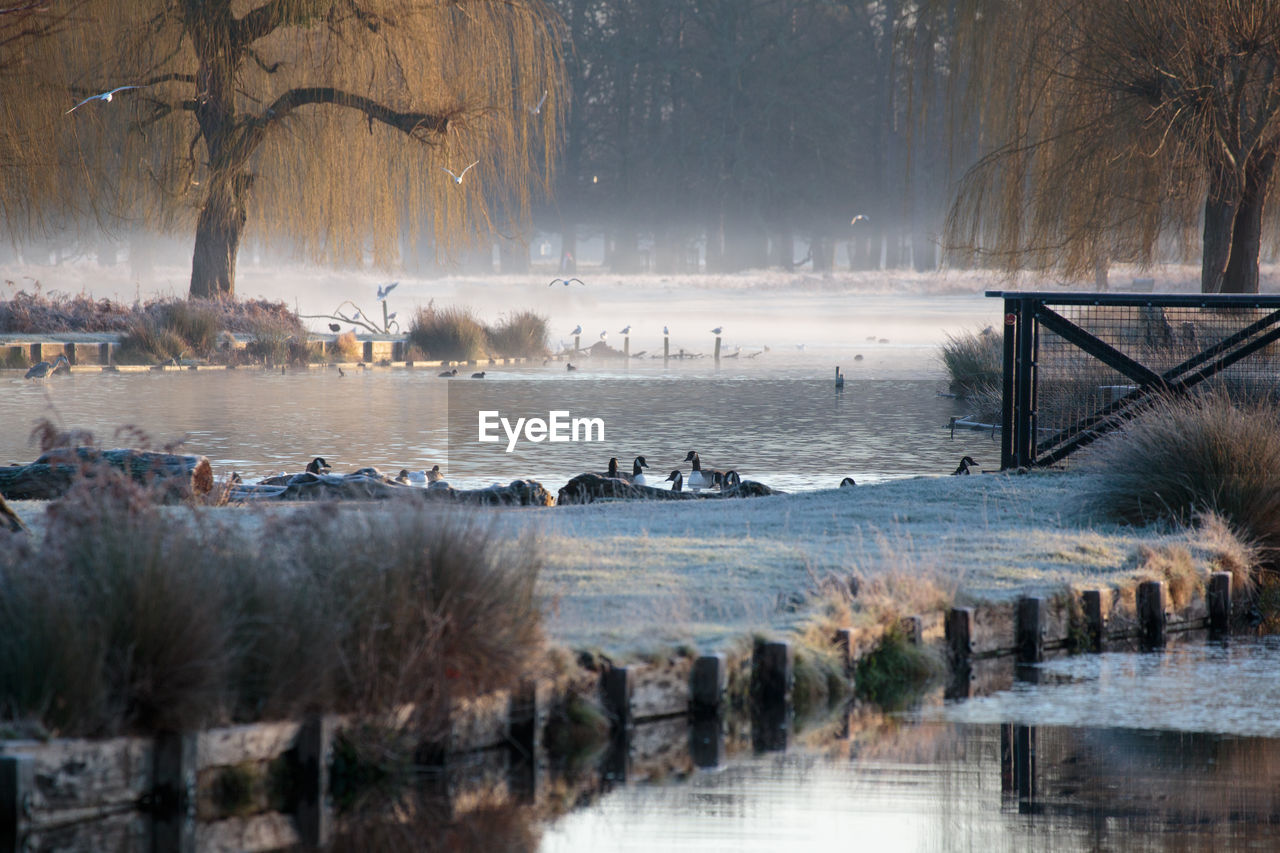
top-left (993, 290), bottom-right (1280, 470)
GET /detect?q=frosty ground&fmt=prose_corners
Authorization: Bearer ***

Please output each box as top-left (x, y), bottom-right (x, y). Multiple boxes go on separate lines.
top-left (10, 469), bottom-right (1226, 655)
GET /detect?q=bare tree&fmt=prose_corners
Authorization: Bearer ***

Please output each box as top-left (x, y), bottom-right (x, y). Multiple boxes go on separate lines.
top-left (2, 0), bottom-right (563, 298)
top-left (939, 0), bottom-right (1280, 293)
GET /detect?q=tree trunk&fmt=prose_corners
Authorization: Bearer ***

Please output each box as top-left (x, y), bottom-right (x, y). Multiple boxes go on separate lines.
top-left (1201, 168), bottom-right (1238, 294)
top-left (190, 173), bottom-right (251, 299)
top-left (1221, 152), bottom-right (1277, 295)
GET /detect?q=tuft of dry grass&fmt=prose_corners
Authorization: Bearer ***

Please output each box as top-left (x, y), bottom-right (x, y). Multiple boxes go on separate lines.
top-left (1083, 391), bottom-right (1280, 570)
top-left (940, 327), bottom-right (1002, 398)
top-left (408, 304), bottom-right (489, 362)
top-left (0, 484), bottom-right (545, 737)
top-left (333, 331), bottom-right (361, 362)
top-left (486, 310), bottom-right (550, 358)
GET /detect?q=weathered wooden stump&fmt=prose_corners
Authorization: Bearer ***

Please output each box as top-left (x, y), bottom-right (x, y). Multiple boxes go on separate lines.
top-left (0, 447), bottom-right (213, 500)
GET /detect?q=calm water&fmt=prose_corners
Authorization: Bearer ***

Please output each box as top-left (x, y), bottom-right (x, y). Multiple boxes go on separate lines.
top-left (540, 638), bottom-right (1280, 852)
top-left (0, 349), bottom-right (1001, 491)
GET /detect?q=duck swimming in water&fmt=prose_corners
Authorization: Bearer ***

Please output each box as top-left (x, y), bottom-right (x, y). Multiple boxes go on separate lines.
top-left (953, 456), bottom-right (978, 476)
top-left (438, 368), bottom-right (458, 377)
top-left (305, 457), bottom-right (332, 475)
top-left (471, 371), bottom-right (486, 379)
top-left (665, 469), bottom-right (684, 492)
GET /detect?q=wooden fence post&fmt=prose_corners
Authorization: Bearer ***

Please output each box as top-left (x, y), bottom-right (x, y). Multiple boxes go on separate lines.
top-left (751, 641), bottom-right (792, 752)
top-left (152, 732), bottom-right (197, 853)
top-left (1208, 572), bottom-right (1232, 637)
top-left (946, 607), bottom-right (974, 665)
top-left (295, 715), bottom-right (334, 849)
top-left (1016, 597), bottom-right (1044, 663)
top-left (601, 666), bottom-right (633, 784)
top-left (1, 755), bottom-right (33, 851)
top-left (690, 654), bottom-right (726, 717)
top-left (1137, 580), bottom-right (1166, 649)
top-left (1081, 590), bottom-right (1105, 652)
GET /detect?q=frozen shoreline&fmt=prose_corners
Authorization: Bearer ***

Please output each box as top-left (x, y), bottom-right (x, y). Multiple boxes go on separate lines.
top-left (9, 469), bottom-right (1228, 654)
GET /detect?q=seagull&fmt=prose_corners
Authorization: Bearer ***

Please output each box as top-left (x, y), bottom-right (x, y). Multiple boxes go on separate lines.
top-left (442, 161), bottom-right (478, 184)
top-left (663, 325), bottom-right (669, 335)
top-left (66, 85), bottom-right (141, 114)
top-left (548, 277), bottom-right (584, 286)
top-left (619, 325), bottom-right (632, 335)
top-left (328, 323), bottom-right (341, 333)
top-left (851, 214), bottom-right (869, 224)
top-left (710, 326), bottom-right (723, 335)
top-left (387, 312), bottom-right (397, 321)
top-left (570, 324), bottom-right (582, 336)
top-left (599, 330), bottom-right (608, 341)
top-left (376, 281), bottom-right (399, 300)
top-left (529, 90), bottom-right (548, 115)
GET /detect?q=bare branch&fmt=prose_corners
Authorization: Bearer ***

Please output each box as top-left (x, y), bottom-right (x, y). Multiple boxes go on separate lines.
top-left (261, 86), bottom-right (453, 141)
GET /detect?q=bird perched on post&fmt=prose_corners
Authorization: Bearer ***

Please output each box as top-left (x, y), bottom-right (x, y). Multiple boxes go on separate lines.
top-left (376, 282), bottom-right (399, 300)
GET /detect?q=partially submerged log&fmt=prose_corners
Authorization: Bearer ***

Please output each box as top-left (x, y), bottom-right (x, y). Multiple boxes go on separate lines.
top-left (230, 472), bottom-right (554, 506)
top-left (556, 473), bottom-right (781, 505)
top-left (0, 447), bottom-right (214, 500)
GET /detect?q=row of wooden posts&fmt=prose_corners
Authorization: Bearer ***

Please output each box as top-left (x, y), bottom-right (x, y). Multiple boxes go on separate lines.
top-left (571, 333), bottom-right (725, 364)
top-left (0, 574), bottom-right (1233, 851)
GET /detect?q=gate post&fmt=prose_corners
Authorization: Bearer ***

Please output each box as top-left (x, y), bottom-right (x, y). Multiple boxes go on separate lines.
top-left (1001, 298), bottom-right (1018, 470)
top-left (1014, 298), bottom-right (1038, 467)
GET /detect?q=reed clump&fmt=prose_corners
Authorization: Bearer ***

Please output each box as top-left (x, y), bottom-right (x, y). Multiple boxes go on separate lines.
top-left (408, 302), bottom-right (549, 361)
top-left (0, 475), bottom-right (544, 737)
top-left (940, 327), bottom-right (1002, 398)
top-left (333, 330), bottom-right (361, 362)
top-left (1083, 391), bottom-right (1280, 572)
top-left (486, 310), bottom-right (550, 358)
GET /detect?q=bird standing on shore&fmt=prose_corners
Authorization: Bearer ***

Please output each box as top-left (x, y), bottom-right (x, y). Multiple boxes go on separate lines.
top-left (953, 456), bottom-right (978, 475)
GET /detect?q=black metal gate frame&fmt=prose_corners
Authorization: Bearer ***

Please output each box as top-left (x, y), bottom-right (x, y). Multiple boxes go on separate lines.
top-left (989, 291), bottom-right (1280, 470)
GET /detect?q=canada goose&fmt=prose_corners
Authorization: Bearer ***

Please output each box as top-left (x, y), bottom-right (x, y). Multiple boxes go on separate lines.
top-left (471, 371), bottom-right (486, 379)
top-left (953, 456), bottom-right (978, 476)
top-left (427, 464), bottom-right (444, 482)
top-left (665, 469), bottom-right (684, 492)
top-left (602, 457), bottom-right (625, 479)
top-left (721, 470), bottom-right (741, 487)
top-left (439, 368), bottom-right (458, 377)
top-left (835, 367), bottom-right (845, 389)
top-left (631, 455), bottom-right (651, 486)
top-left (24, 354), bottom-right (69, 380)
top-left (305, 457), bottom-right (331, 475)
top-left (840, 477), bottom-right (857, 488)
top-left (683, 450), bottom-right (711, 491)
top-left (338, 367), bottom-right (346, 377)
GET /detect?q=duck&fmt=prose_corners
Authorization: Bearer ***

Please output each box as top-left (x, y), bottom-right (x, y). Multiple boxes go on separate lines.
top-left (683, 450), bottom-right (711, 491)
top-left (426, 464), bottom-right (444, 482)
top-left (566, 362), bottom-right (577, 372)
top-left (438, 368), bottom-right (458, 377)
top-left (24, 354), bottom-right (69, 380)
top-left (835, 366), bottom-right (845, 389)
top-left (305, 457), bottom-right (332, 475)
top-left (953, 456), bottom-right (978, 476)
top-left (395, 469), bottom-right (412, 484)
top-left (665, 469), bottom-right (684, 492)
top-left (840, 477), bottom-right (857, 488)
top-left (471, 371), bottom-right (486, 379)
top-left (631, 455), bottom-right (651, 486)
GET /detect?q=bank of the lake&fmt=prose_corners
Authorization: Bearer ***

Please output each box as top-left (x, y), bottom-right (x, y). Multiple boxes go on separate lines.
top-left (8, 470), bottom-right (1237, 654)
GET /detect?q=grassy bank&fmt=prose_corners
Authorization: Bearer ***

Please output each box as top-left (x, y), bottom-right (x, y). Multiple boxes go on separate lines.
top-left (0, 472), bottom-right (543, 738)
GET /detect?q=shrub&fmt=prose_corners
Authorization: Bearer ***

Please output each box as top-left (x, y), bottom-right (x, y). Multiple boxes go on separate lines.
top-left (333, 331), bottom-right (361, 362)
top-left (116, 316), bottom-right (188, 364)
top-left (0, 486), bottom-right (545, 736)
top-left (408, 304), bottom-right (488, 362)
top-left (154, 300), bottom-right (224, 357)
top-left (244, 315), bottom-right (297, 365)
top-left (940, 327), bottom-right (1002, 398)
top-left (486, 310), bottom-right (549, 358)
top-left (1083, 391), bottom-right (1280, 567)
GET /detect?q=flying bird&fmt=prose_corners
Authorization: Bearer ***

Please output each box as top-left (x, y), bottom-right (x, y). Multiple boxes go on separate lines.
top-left (570, 324), bottom-right (582, 336)
top-left (851, 214), bottom-right (870, 224)
top-left (529, 90), bottom-right (548, 115)
top-left (548, 277), bottom-right (584, 286)
top-left (66, 85), bottom-right (141, 114)
top-left (442, 161), bottom-right (479, 184)
top-left (376, 281), bottom-right (399, 300)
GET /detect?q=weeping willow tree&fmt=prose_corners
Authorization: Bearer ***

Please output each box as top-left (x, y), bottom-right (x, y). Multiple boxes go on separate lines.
top-left (0, 1), bottom-right (564, 298)
top-left (940, 0), bottom-right (1280, 293)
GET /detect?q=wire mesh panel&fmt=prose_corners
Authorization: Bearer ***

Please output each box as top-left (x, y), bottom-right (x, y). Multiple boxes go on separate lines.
top-left (991, 292), bottom-right (1280, 469)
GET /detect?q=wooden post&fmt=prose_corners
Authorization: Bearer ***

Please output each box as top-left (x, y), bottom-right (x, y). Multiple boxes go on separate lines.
top-left (152, 732), bottom-right (197, 853)
top-left (663, 334), bottom-right (669, 364)
top-left (508, 679), bottom-right (543, 803)
top-left (1137, 580), bottom-right (1166, 649)
top-left (600, 666), bottom-right (632, 784)
top-left (295, 715), bottom-right (334, 849)
top-left (1, 755), bottom-right (33, 850)
top-left (392, 340), bottom-right (406, 362)
top-left (690, 654), bottom-right (726, 717)
top-left (1082, 590), bottom-right (1105, 652)
top-left (1208, 572), bottom-right (1232, 637)
top-left (689, 716), bottom-right (724, 769)
top-left (574, 334), bottom-right (581, 353)
top-left (751, 640), bottom-right (792, 752)
top-left (900, 615), bottom-right (923, 646)
top-left (714, 335), bottom-right (721, 365)
top-left (624, 336), bottom-right (630, 359)
top-left (362, 340), bottom-right (374, 363)
top-left (833, 628), bottom-right (854, 676)
top-left (1016, 597), bottom-right (1044, 663)
top-left (946, 607), bottom-right (974, 665)
top-left (102, 341), bottom-right (113, 366)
